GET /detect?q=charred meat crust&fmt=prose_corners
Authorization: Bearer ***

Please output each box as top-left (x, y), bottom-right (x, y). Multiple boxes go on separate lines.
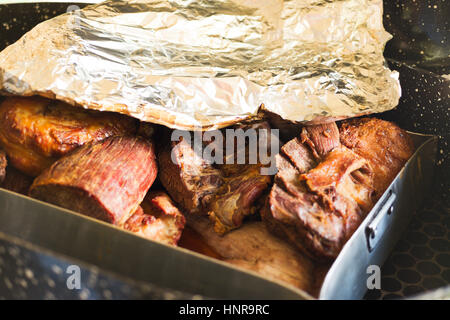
top-left (30, 135), bottom-right (158, 225)
top-left (158, 137), bottom-right (223, 214)
top-left (339, 117), bottom-right (415, 197)
top-left (123, 191), bottom-right (186, 246)
top-left (262, 119), bottom-right (414, 261)
top-left (158, 121), bottom-right (272, 234)
top-left (0, 96), bottom-right (138, 176)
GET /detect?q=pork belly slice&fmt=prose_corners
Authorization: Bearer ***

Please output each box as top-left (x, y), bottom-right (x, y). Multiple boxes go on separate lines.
top-left (123, 191), bottom-right (186, 246)
top-left (159, 121), bottom-right (273, 234)
top-left (30, 136), bottom-right (157, 225)
top-left (339, 118), bottom-right (415, 197)
top-left (0, 149), bottom-right (6, 184)
top-left (186, 215), bottom-right (315, 294)
top-left (0, 96), bottom-right (138, 176)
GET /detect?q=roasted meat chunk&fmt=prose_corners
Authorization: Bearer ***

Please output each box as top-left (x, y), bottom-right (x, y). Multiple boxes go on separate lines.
top-left (158, 136), bottom-right (223, 215)
top-left (339, 118), bottom-right (415, 196)
top-left (123, 191), bottom-right (186, 246)
top-left (185, 215), bottom-right (315, 293)
top-left (30, 136), bottom-right (158, 225)
top-left (159, 121), bottom-right (272, 234)
top-left (262, 118), bottom-right (414, 261)
top-left (0, 149), bottom-right (6, 184)
top-left (0, 96), bottom-right (137, 176)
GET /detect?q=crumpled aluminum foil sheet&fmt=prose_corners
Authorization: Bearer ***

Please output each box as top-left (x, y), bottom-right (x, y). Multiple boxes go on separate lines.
top-left (0, 0), bottom-right (401, 130)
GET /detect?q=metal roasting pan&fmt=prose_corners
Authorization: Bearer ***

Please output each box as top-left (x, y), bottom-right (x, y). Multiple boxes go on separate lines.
top-left (0, 132), bottom-right (438, 300)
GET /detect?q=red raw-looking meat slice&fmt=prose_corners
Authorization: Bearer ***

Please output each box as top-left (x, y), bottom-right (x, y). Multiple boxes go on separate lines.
top-left (30, 135), bottom-right (157, 225)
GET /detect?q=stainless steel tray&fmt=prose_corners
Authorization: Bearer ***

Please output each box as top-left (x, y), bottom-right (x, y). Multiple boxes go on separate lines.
top-left (0, 132), bottom-right (437, 300)
top-left (320, 132), bottom-right (438, 299)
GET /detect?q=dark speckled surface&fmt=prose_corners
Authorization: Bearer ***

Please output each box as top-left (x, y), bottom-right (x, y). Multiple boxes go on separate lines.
top-left (0, 232), bottom-right (197, 300)
top-left (365, 0), bottom-right (450, 300)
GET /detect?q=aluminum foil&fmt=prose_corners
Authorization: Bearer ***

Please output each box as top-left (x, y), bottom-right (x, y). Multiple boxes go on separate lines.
top-left (0, 0), bottom-right (401, 130)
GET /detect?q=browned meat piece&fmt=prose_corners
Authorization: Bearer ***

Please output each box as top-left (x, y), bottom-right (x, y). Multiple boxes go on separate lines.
top-left (0, 96), bottom-right (137, 176)
top-left (0, 149), bottom-right (6, 184)
top-left (158, 137), bottom-right (223, 214)
top-left (1, 166), bottom-right (33, 195)
top-left (301, 122), bottom-right (340, 159)
top-left (186, 215), bottom-right (315, 294)
top-left (280, 137), bottom-right (316, 173)
top-left (159, 121), bottom-right (272, 234)
top-left (209, 165), bottom-right (271, 234)
top-left (262, 118), bottom-right (413, 261)
top-left (262, 181), bottom-right (348, 260)
top-left (301, 146), bottom-right (375, 214)
top-left (123, 191), bottom-right (186, 246)
top-left (339, 118), bottom-right (415, 197)
top-left (30, 136), bottom-right (157, 225)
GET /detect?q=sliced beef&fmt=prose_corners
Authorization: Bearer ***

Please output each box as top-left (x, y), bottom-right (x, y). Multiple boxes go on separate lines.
top-left (185, 215), bottom-right (315, 293)
top-left (339, 118), bottom-right (415, 197)
top-left (159, 121), bottom-right (272, 234)
top-left (123, 191), bottom-right (186, 246)
top-left (262, 118), bottom-right (413, 261)
top-left (30, 135), bottom-right (157, 225)
top-left (0, 149), bottom-right (6, 184)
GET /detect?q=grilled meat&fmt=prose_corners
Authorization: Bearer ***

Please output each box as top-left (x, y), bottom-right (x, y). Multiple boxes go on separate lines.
top-left (0, 96), bottom-right (137, 176)
top-left (30, 136), bottom-right (158, 225)
top-left (186, 215), bottom-right (315, 293)
top-left (123, 191), bottom-right (186, 246)
top-left (158, 121), bottom-right (272, 234)
top-left (262, 119), bottom-right (414, 261)
top-left (339, 118), bottom-right (415, 196)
